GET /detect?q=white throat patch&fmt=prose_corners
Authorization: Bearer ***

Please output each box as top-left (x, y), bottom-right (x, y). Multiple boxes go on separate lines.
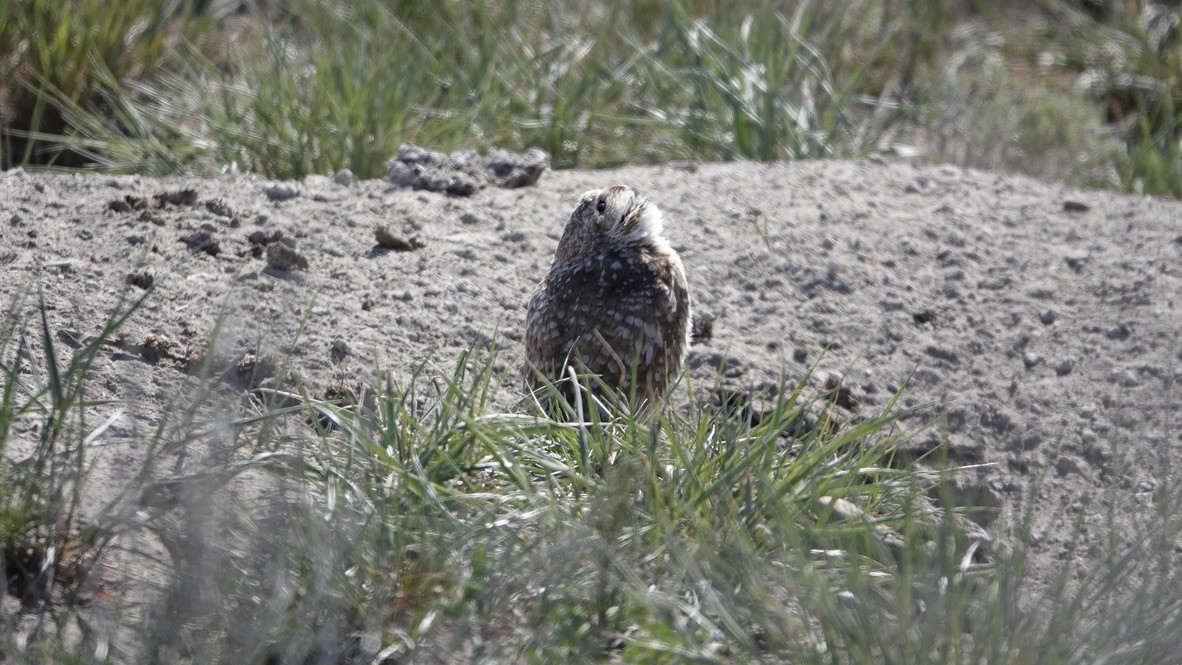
top-left (626, 203), bottom-right (664, 243)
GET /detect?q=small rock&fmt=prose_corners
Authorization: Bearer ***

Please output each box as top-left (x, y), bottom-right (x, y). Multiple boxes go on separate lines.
top-left (442, 176), bottom-right (480, 196)
top-left (387, 161), bottom-right (418, 188)
top-left (912, 309), bottom-right (938, 325)
top-left (1053, 357), bottom-right (1075, 376)
top-left (248, 229), bottom-right (282, 246)
top-left (1105, 323), bottom-right (1130, 340)
top-left (334, 169), bottom-right (358, 186)
top-left (375, 226), bottom-right (426, 251)
top-left (449, 149), bottom-right (479, 168)
top-left (1063, 200), bottom-right (1090, 213)
top-left (1055, 456), bottom-right (1083, 476)
top-left (185, 231), bottom-right (220, 256)
top-left (154, 189), bottom-right (198, 207)
top-left (266, 242), bottom-right (309, 271)
top-left (485, 147), bottom-right (549, 188)
top-left (1079, 405), bottom-right (1098, 419)
top-left (126, 271), bottom-right (154, 289)
top-left (1064, 250), bottom-right (1090, 271)
top-left (903, 177), bottom-right (931, 194)
top-left (139, 211), bottom-right (165, 226)
top-left (1039, 309), bottom-right (1056, 325)
top-left (205, 199), bottom-right (236, 218)
top-left (818, 496), bottom-right (865, 521)
top-left (1023, 352), bottom-right (1044, 369)
top-left (925, 345), bottom-right (959, 363)
top-left (1118, 370), bottom-right (1140, 387)
top-left (330, 339), bottom-right (350, 362)
top-left (264, 183), bottom-right (300, 202)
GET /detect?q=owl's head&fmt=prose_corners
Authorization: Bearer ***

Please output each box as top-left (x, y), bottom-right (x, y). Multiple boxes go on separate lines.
top-left (552, 185), bottom-right (667, 265)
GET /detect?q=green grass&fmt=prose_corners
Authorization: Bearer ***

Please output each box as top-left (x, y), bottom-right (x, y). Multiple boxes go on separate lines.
top-left (7, 0), bottom-right (1180, 196)
top-left (0, 0), bottom-right (211, 168)
top-left (2, 294), bottom-right (1182, 662)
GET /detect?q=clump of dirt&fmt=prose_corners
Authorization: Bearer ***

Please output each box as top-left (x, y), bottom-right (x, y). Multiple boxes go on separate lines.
top-left (126, 271), bottom-right (154, 289)
top-left (185, 230), bottom-right (220, 256)
top-left (265, 242), bottom-right (308, 271)
top-left (387, 143), bottom-right (549, 195)
top-left (374, 226), bottom-right (426, 251)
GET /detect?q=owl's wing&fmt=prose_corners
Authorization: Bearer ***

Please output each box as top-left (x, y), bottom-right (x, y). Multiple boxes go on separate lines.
top-left (525, 258), bottom-right (611, 385)
top-left (526, 248), bottom-right (688, 396)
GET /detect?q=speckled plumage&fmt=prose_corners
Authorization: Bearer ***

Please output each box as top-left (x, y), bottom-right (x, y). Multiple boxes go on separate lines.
top-left (525, 185), bottom-right (690, 405)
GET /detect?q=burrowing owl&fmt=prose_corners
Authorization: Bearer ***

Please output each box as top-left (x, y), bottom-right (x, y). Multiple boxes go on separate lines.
top-left (525, 185), bottom-right (690, 405)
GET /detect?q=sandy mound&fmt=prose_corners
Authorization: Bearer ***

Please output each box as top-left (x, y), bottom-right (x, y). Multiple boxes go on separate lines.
top-left (2, 158), bottom-right (1179, 589)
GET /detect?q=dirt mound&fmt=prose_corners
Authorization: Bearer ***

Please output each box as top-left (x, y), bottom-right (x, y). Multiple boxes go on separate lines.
top-left (2, 158), bottom-right (1179, 591)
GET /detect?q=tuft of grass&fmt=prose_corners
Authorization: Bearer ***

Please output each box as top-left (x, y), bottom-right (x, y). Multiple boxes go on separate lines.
top-left (0, 289), bottom-right (149, 618)
top-left (651, 2), bottom-right (895, 162)
top-left (198, 2), bottom-right (446, 179)
top-left (0, 0), bottom-right (212, 169)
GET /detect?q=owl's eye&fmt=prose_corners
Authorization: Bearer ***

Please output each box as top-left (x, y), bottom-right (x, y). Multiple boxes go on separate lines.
top-left (595, 199), bottom-right (606, 214)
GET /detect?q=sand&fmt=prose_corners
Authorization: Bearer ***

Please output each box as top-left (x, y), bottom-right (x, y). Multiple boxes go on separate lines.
top-left (2, 155), bottom-right (1179, 604)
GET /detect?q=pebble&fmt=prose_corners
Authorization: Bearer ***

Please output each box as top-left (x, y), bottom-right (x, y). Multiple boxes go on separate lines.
top-left (266, 243), bottom-right (309, 271)
top-left (375, 226), bottom-right (426, 251)
top-left (925, 345), bottom-right (959, 363)
top-left (1055, 456), bottom-right (1083, 476)
top-left (264, 183), bottom-right (300, 201)
top-left (186, 231), bottom-right (220, 256)
top-left (1039, 309), bottom-right (1056, 324)
top-left (334, 169), bottom-right (357, 186)
top-left (1118, 370), bottom-right (1140, 387)
top-left (1053, 357), bottom-right (1075, 375)
top-left (1105, 323), bottom-right (1130, 340)
top-left (1023, 352), bottom-right (1044, 369)
top-left (1064, 250), bottom-right (1090, 271)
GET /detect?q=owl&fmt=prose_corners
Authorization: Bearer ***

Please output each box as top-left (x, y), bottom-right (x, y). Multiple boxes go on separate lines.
top-left (525, 185), bottom-right (691, 408)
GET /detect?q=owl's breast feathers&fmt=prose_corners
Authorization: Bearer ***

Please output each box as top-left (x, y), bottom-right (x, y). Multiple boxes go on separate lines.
top-left (526, 244), bottom-right (690, 399)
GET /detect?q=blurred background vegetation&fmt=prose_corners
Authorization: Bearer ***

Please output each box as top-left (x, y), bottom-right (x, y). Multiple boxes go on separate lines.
top-left (0, 0), bottom-right (1179, 192)
top-left (0, 0), bottom-right (1177, 192)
